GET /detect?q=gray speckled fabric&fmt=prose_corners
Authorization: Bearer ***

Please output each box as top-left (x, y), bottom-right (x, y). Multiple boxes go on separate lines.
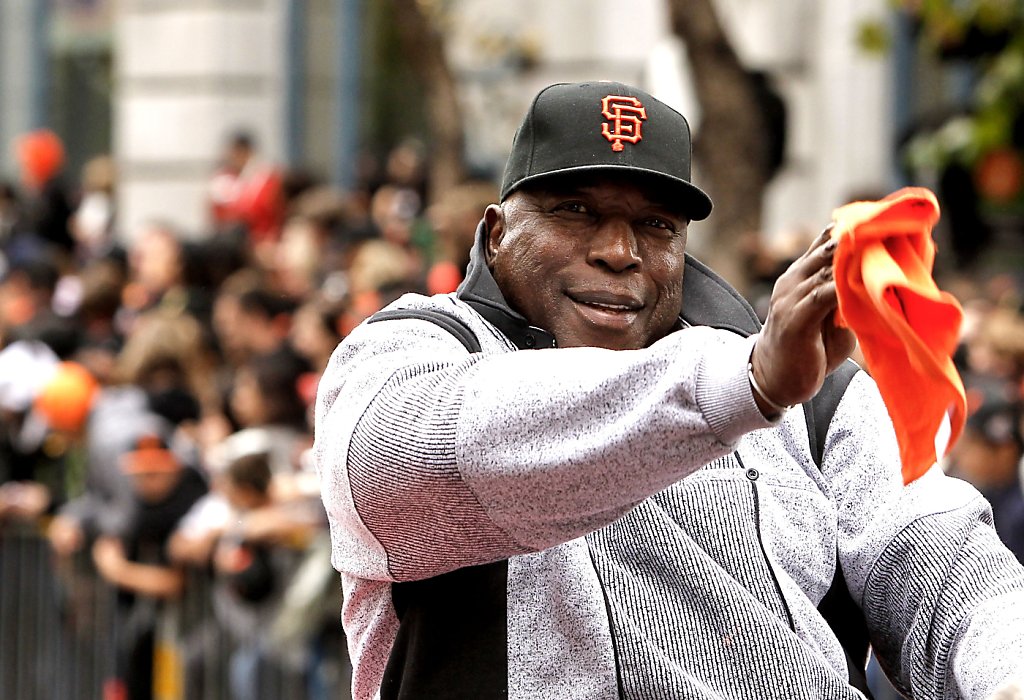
top-left (314, 292), bottom-right (1024, 700)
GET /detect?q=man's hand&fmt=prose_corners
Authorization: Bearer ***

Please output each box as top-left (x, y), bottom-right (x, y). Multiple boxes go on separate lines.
top-left (0, 482), bottom-right (51, 521)
top-left (751, 225), bottom-right (857, 410)
top-left (92, 536), bottom-right (127, 582)
top-left (47, 515), bottom-right (85, 557)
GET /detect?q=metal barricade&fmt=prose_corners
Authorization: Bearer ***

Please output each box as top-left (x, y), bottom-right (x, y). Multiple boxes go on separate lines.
top-left (0, 522), bottom-right (349, 700)
top-left (1, 520), bottom-right (119, 700)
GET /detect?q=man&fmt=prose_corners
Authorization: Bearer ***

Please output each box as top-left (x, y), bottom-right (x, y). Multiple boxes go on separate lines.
top-left (314, 82), bottom-right (1024, 699)
top-left (947, 396), bottom-right (1024, 564)
top-left (207, 129), bottom-right (284, 245)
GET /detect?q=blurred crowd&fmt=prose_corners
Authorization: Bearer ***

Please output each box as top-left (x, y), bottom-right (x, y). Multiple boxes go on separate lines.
top-left (0, 125), bottom-right (1023, 699)
top-left (0, 127), bottom-right (494, 699)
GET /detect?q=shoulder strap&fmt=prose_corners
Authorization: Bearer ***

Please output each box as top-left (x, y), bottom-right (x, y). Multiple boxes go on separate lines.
top-left (366, 308), bottom-right (508, 696)
top-left (803, 360), bottom-right (861, 468)
top-left (367, 308), bottom-right (482, 354)
top-left (805, 360), bottom-right (874, 699)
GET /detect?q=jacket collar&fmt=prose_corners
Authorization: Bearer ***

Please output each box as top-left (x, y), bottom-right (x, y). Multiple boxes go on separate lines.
top-left (456, 221), bottom-right (557, 350)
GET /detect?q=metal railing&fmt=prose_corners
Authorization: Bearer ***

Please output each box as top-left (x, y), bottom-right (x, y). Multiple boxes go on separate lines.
top-left (0, 521), bottom-right (350, 700)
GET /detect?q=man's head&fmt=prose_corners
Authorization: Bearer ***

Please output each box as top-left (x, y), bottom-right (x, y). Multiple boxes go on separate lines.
top-left (486, 82), bottom-right (712, 350)
top-left (221, 452), bottom-right (273, 511)
top-left (225, 130), bottom-right (255, 173)
top-left (950, 397), bottom-right (1024, 489)
top-left (121, 432), bottom-right (183, 504)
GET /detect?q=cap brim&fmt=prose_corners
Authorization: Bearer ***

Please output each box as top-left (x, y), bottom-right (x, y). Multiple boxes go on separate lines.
top-left (502, 164), bottom-right (713, 221)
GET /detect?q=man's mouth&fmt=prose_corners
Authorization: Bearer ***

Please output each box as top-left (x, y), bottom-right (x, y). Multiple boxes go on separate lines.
top-left (567, 291), bottom-right (643, 326)
top-left (569, 290), bottom-right (643, 310)
top-left (579, 300), bottom-right (636, 312)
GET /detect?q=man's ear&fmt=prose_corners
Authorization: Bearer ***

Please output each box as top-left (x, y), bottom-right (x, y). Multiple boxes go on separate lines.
top-left (483, 204), bottom-right (504, 266)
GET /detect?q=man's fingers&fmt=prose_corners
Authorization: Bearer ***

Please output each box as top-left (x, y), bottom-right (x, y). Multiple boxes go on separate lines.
top-left (778, 225), bottom-right (839, 289)
top-left (803, 223), bottom-right (837, 256)
top-left (754, 222), bottom-right (853, 407)
top-left (789, 271), bottom-right (838, 316)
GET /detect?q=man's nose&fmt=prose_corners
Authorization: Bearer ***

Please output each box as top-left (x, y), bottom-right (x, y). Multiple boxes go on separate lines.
top-left (585, 216), bottom-right (638, 272)
top-left (588, 217), bottom-right (641, 272)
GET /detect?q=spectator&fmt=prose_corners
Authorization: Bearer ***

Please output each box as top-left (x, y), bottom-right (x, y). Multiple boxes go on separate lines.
top-left (0, 352), bottom-right (88, 521)
top-left (114, 309), bottom-right (216, 416)
top-left (0, 295), bottom-right (94, 520)
top-left (91, 429), bottom-right (208, 700)
top-left (70, 155), bottom-right (118, 263)
top-left (423, 180), bottom-right (499, 289)
top-left (0, 257), bottom-right (63, 345)
top-left (289, 296), bottom-right (344, 422)
top-left (272, 216), bottom-right (324, 299)
top-left (12, 129), bottom-right (74, 259)
top-left (290, 296), bottom-right (343, 376)
top-left (207, 130), bottom-right (285, 251)
top-left (47, 310), bottom-right (208, 559)
top-left (119, 221), bottom-right (189, 328)
top-left (210, 352), bottom-right (311, 481)
top-left (170, 451), bottom-right (285, 699)
top-left (964, 306), bottom-right (1024, 391)
top-left (948, 397), bottom-right (1024, 563)
top-left (0, 181), bottom-right (21, 254)
top-left (73, 254), bottom-right (129, 384)
top-left (233, 288), bottom-right (301, 364)
top-left (381, 138), bottom-right (428, 208)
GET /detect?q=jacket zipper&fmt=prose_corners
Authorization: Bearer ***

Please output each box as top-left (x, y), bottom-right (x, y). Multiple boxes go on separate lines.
top-left (735, 452), bottom-right (796, 632)
top-left (586, 544), bottom-right (628, 698)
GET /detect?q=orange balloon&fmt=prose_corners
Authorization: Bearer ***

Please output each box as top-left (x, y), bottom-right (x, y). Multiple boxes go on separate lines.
top-left (975, 148), bottom-right (1024, 202)
top-left (15, 129), bottom-right (65, 187)
top-left (34, 362), bottom-right (99, 433)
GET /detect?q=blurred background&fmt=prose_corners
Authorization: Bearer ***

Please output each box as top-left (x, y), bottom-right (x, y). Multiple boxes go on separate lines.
top-left (1, 1), bottom-right (1024, 699)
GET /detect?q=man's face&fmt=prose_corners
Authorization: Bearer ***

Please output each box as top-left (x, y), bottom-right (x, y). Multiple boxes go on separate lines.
top-left (131, 469), bottom-right (182, 504)
top-left (486, 174), bottom-right (689, 350)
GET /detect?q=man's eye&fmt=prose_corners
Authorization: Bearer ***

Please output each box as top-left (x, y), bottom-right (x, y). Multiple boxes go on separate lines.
top-left (642, 217), bottom-right (677, 233)
top-left (553, 201), bottom-right (590, 215)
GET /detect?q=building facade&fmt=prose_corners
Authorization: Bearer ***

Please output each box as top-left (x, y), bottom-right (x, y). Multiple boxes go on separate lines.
top-left (0, 0), bottom-right (898, 244)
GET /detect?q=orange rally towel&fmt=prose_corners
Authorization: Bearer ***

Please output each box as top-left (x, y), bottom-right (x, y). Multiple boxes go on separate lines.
top-left (829, 187), bottom-right (966, 485)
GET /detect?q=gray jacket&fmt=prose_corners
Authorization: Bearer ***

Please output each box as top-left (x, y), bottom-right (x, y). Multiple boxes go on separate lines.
top-left (315, 235), bottom-right (1024, 700)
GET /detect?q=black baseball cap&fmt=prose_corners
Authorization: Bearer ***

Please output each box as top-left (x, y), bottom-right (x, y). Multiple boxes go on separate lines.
top-left (500, 81), bottom-right (713, 221)
top-left (966, 397), bottom-right (1023, 450)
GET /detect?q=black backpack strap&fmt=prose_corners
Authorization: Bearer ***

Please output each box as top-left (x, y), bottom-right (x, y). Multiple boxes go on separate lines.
top-left (364, 309), bottom-right (513, 697)
top-left (805, 360), bottom-right (874, 699)
top-left (804, 360), bottom-right (861, 468)
top-left (367, 308), bottom-right (482, 354)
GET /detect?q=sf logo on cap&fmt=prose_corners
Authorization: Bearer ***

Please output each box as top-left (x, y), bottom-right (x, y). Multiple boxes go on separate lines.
top-left (601, 95), bottom-right (647, 152)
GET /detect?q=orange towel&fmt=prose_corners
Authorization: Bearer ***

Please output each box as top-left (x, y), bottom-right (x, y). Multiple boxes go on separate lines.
top-left (830, 187), bottom-right (966, 484)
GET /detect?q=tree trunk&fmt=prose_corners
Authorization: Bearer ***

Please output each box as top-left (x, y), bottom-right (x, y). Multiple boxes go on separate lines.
top-left (391, 0), bottom-right (466, 202)
top-left (668, 0), bottom-right (774, 291)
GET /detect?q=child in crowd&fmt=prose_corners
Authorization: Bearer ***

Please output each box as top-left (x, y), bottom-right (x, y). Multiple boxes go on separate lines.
top-left (173, 451), bottom-right (301, 699)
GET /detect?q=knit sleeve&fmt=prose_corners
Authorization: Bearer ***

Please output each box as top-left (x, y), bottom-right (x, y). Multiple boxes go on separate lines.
top-left (313, 303), bottom-right (772, 583)
top-left (821, 372), bottom-right (1024, 698)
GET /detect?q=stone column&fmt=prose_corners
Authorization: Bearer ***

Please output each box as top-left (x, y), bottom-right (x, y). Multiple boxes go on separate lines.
top-left (0, 0), bottom-right (49, 181)
top-left (114, 0), bottom-right (287, 241)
